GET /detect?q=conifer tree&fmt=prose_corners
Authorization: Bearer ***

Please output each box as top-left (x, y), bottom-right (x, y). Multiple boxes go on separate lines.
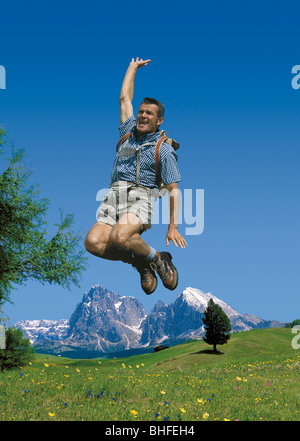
top-left (0, 328), bottom-right (34, 371)
top-left (0, 128), bottom-right (87, 308)
top-left (202, 298), bottom-right (231, 352)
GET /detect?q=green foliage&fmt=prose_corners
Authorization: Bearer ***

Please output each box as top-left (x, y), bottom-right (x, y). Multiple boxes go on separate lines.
top-left (0, 128), bottom-right (87, 307)
top-left (0, 328), bottom-right (34, 371)
top-left (202, 299), bottom-right (232, 351)
top-left (285, 319), bottom-right (300, 328)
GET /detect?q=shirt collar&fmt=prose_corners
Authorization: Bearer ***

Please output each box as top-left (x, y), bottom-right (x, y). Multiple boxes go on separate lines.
top-left (132, 127), bottom-right (161, 144)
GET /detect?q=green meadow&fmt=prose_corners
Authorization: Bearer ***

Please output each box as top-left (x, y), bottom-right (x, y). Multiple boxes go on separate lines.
top-left (0, 328), bottom-right (299, 421)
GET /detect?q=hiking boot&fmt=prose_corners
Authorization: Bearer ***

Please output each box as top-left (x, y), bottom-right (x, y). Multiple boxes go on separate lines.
top-left (150, 251), bottom-right (178, 291)
top-left (132, 257), bottom-right (158, 295)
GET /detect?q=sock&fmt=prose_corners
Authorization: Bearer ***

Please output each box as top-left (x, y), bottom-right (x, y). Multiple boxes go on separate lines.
top-left (146, 246), bottom-right (156, 262)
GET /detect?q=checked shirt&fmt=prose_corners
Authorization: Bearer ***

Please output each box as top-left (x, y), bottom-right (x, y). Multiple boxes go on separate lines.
top-left (111, 116), bottom-right (181, 188)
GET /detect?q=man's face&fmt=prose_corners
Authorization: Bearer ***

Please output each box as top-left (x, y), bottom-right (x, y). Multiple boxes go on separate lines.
top-left (136, 104), bottom-right (164, 135)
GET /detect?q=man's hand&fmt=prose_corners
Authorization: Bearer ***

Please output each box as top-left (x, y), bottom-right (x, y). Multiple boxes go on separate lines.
top-left (166, 225), bottom-right (187, 248)
top-left (129, 57), bottom-right (151, 70)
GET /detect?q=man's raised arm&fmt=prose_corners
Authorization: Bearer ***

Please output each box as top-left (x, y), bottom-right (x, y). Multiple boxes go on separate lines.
top-left (119, 57), bottom-right (151, 125)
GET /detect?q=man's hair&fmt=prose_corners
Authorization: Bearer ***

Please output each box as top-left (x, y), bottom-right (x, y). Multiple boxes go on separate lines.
top-left (140, 97), bottom-right (165, 119)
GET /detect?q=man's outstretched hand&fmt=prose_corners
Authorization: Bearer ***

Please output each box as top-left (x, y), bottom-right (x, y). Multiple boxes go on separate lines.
top-left (130, 57), bottom-right (151, 69)
top-left (166, 225), bottom-right (187, 249)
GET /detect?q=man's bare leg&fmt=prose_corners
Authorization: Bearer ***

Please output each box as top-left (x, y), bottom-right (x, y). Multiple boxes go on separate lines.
top-left (108, 213), bottom-right (151, 258)
top-left (110, 214), bottom-right (178, 291)
top-left (84, 222), bottom-right (134, 263)
top-left (85, 213), bottom-right (177, 292)
top-left (84, 214), bottom-right (157, 294)
top-left (84, 214), bottom-right (151, 261)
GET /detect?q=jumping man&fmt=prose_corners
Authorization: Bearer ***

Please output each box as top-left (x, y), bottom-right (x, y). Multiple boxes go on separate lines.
top-left (84, 57), bottom-right (187, 295)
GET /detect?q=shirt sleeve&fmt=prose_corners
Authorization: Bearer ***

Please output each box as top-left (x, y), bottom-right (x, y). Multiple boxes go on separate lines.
top-left (118, 116), bottom-right (136, 138)
top-left (159, 144), bottom-right (181, 185)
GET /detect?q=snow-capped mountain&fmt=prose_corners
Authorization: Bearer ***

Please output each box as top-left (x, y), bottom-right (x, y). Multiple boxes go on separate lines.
top-left (139, 287), bottom-right (278, 345)
top-left (15, 319), bottom-right (69, 344)
top-left (14, 286), bottom-right (284, 355)
top-left (180, 288), bottom-right (239, 316)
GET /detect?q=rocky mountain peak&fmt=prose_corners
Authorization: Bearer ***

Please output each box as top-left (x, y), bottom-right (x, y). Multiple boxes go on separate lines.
top-left (14, 285), bottom-right (285, 356)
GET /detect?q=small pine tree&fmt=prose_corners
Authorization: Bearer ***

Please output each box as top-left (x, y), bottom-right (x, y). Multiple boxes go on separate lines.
top-left (0, 328), bottom-right (34, 371)
top-left (202, 298), bottom-right (232, 352)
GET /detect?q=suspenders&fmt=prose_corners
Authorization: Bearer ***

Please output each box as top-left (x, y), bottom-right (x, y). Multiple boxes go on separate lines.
top-left (111, 133), bottom-right (144, 185)
top-left (112, 131), bottom-right (176, 187)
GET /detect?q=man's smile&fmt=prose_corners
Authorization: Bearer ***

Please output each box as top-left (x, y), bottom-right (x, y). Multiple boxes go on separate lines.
top-left (137, 118), bottom-right (151, 131)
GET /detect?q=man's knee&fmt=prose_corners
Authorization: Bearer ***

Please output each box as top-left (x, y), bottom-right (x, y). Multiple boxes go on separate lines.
top-left (84, 231), bottom-right (106, 256)
top-left (109, 228), bottom-right (127, 249)
top-left (84, 234), bottom-right (93, 252)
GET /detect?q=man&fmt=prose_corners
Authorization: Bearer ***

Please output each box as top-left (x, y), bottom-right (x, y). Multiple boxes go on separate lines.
top-left (84, 57), bottom-right (187, 295)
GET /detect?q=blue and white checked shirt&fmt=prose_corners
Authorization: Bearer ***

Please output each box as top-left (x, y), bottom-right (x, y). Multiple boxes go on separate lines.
top-left (111, 116), bottom-right (181, 188)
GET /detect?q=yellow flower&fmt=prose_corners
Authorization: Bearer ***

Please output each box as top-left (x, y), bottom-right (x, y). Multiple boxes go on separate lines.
top-left (160, 390), bottom-right (166, 395)
top-left (179, 408), bottom-right (186, 413)
top-left (122, 363), bottom-right (126, 368)
top-left (76, 368), bottom-right (80, 372)
top-left (202, 412), bottom-right (209, 419)
top-left (44, 363), bottom-right (49, 368)
top-left (130, 410), bottom-right (138, 417)
top-left (197, 398), bottom-right (205, 404)
top-left (48, 412), bottom-right (55, 417)
top-left (224, 418), bottom-right (230, 421)
top-left (136, 365), bottom-right (140, 368)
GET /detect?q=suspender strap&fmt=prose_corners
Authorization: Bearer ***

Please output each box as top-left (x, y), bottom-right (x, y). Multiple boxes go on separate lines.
top-left (116, 133), bottom-right (131, 152)
top-left (155, 135), bottom-right (167, 186)
top-left (110, 133), bottom-right (132, 184)
top-left (136, 146), bottom-right (141, 184)
top-left (112, 133), bottom-right (142, 184)
top-left (114, 132), bottom-right (172, 187)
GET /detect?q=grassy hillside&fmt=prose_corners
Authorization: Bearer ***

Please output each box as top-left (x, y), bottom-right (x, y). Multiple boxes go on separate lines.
top-left (0, 328), bottom-right (299, 421)
top-left (79, 327), bottom-right (293, 372)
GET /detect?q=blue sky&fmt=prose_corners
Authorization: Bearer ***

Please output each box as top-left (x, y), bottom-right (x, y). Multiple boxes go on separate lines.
top-left (1, 0), bottom-right (300, 325)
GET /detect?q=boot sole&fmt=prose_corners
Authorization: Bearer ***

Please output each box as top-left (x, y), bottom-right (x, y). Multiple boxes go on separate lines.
top-left (160, 252), bottom-right (178, 290)
top-left (144, 276), bottom-right (158, 295)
